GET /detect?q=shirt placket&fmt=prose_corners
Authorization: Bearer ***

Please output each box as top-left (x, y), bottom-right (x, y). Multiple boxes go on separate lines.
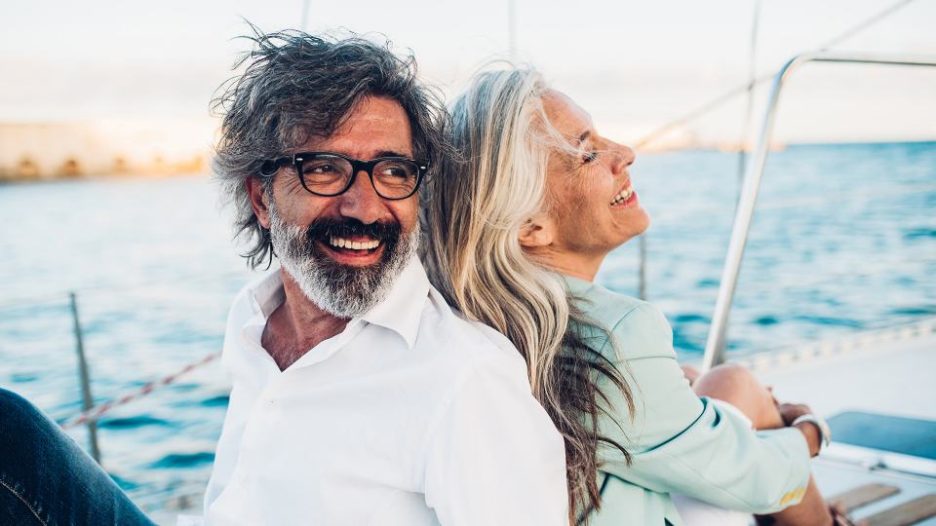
top-left (232, 319), bottom-right (367, 498)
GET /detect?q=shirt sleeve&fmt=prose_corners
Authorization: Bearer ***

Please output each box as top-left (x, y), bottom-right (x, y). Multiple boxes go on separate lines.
top-left (423, 354), bottom-right (569, 526)
top-left (596, 302), bottom-right (812, 514)
top-left (203, 287), bottom-right (254, 516)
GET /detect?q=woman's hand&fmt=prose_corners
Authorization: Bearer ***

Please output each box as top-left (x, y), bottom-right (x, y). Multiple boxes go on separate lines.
top-left (679, 364), bottom-right (701, 386)
top-left (779, 403), bottom-right (822, 457)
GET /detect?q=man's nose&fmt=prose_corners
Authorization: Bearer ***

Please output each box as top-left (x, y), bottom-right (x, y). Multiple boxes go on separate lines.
top-left (337, 170), bottom-right (385, 224)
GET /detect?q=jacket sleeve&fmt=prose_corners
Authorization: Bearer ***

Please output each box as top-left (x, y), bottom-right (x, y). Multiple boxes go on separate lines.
top-left (423, 353), bottom-right (569, 526)
top-left (595, 302), bottom-right (812, 514)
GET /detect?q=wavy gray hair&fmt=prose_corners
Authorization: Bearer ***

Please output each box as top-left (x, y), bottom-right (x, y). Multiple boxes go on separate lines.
top-left (212, 27), bottom-right (448, 268)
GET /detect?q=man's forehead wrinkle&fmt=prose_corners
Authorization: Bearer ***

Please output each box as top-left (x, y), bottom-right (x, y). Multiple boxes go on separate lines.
top-left (296, 100), bottom-right (414, 158)
top-left (311, 117), bottom-right (411, 146)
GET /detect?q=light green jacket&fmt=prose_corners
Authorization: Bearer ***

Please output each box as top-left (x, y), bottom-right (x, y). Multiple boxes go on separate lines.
top-left (566, 277), bottom-right (812, 526)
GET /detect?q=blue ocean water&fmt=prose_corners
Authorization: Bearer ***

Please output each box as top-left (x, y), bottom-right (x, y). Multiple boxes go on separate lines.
top-left (0, 141), bottom-right (933, 515)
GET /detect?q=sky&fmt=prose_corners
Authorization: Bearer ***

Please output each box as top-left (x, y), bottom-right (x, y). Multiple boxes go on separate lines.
top-left (1, 0), bottom-right (935, 148)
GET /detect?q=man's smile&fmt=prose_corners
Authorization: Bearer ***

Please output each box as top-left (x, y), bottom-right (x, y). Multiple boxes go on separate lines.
top-left (317, 234), bottom-right (387, 266)
top-left (327, 235), bottom-right (381, 251)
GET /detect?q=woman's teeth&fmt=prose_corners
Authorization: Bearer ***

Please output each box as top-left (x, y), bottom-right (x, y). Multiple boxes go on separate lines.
top-left (328, 236), bottom-right (381, 251)
top-left (610, 186), bottom-right (634, 206)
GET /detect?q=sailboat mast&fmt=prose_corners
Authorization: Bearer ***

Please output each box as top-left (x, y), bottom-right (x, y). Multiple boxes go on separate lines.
top-left (508, 0), bottom-right (517, 61)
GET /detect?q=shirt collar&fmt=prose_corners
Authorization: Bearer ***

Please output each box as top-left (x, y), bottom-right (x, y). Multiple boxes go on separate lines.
top-left (248, 270), bottom-right (287, 319)
top-left (360, 256), bottom-right (430, 349)
top-left (244, 257), bottom-right (430, 350)
top-left (561, 273), bottom-right (596, 295)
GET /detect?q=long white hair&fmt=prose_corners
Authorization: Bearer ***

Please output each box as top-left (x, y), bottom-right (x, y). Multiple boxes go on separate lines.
top-left (421, 68), bottom-right (634, 523)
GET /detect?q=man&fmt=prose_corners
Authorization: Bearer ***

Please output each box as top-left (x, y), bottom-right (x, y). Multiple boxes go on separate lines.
top-left (204, 30), bottom-right (568, 525)
top-left (0, 30), bottom-right (567, 526)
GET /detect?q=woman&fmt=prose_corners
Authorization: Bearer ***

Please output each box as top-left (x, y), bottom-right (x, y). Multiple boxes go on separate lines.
top-left (422, 68), bottom-right (839, 525)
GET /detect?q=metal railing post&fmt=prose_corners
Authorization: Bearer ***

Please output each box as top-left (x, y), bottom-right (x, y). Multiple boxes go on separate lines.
top-left (702, 51), bottom-right (936, 371)
top-left (69, 292), bottom-right (101, 463)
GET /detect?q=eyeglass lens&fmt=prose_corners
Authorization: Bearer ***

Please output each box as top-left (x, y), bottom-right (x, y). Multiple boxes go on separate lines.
top-left (299, 156), bottom-right (419, 198)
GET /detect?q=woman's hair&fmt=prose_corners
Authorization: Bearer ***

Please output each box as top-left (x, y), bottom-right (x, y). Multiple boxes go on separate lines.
top-left (421, 68), bottom-right (634, 523)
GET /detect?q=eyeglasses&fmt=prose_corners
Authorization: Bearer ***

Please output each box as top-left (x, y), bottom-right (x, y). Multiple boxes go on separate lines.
top-left (260, 152), bottom-right (428, 200)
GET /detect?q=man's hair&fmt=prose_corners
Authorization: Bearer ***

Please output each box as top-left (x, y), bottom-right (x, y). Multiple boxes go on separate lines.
top-left (212, 28), bottom-right (448, 268)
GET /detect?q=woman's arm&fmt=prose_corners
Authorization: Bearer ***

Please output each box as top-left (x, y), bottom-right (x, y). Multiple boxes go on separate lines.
top-left (595, 302), bottom-right (812, 514)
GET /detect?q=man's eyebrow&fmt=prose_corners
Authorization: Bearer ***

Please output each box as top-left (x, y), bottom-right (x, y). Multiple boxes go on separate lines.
top-left (375, 150), bottom-right (413, 159)
top-left (576, 131), bottom-right (591, 145)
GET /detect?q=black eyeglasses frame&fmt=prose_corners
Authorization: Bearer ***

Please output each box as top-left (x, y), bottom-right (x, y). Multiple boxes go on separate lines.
top-left (259, 151), bottom-right (429, 201)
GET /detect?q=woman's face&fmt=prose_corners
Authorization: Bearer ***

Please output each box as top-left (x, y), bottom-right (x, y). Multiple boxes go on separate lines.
top-left (539, 90), bottom-right (649, 259)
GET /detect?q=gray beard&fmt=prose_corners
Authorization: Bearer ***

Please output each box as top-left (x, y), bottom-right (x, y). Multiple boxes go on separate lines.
top-left (267, 204), bottom-right (418, 318)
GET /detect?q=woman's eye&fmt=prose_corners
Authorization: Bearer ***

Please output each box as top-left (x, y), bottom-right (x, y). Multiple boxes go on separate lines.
top-left (582, 151), bottom-right (599, 164)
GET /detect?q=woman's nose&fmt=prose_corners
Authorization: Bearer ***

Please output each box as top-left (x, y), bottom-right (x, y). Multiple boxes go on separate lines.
top-left (611, 143), bottom-right (635, 172)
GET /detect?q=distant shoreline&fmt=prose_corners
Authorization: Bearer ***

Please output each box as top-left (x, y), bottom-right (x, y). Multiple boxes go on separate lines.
top-left (1, 139), bottom-right (932, 184)
top-left (0, 169), bottom-right (211, 185)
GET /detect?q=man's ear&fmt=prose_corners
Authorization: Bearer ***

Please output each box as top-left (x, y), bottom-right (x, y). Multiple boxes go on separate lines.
top-left (246, 176), bottom-right (272, 229)
top-left (518, 212), bottom-right (555, 249)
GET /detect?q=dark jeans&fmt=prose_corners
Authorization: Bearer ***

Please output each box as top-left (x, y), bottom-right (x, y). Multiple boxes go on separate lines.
top-left (0, 388), bottom-right (155, 526)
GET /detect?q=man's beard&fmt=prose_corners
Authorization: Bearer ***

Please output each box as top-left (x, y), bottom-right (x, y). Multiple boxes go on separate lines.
top-left (268, 202), bottom-right (418, 318)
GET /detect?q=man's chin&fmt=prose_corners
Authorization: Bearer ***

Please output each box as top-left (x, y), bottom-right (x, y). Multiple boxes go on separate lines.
top-left (315, 240), bottom-right (387, 267)
top-left (281, 261), bottom-right (384, 319)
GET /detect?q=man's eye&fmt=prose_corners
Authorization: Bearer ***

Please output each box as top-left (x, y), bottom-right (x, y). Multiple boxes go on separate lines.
top-left (305, 163), bottom-right (338, 174)
top-left (378, 163), bottom-right (416, 179)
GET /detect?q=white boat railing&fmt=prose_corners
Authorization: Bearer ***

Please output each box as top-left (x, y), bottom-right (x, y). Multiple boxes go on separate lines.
top-left (702, 50), bottom-right (936, 371)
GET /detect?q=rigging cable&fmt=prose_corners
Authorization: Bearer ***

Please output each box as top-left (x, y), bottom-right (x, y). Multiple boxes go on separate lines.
top-left (634, 0), bottom-right (918, 149)
top-left (633, 0), bottom-right (918, 300)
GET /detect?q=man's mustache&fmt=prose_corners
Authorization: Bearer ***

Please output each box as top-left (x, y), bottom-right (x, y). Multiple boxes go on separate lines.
top-left (305, 218), bottom-right (401, 244)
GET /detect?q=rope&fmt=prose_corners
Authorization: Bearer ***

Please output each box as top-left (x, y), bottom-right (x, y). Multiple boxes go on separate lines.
top-left (61, 352), bottom-right (221, 429)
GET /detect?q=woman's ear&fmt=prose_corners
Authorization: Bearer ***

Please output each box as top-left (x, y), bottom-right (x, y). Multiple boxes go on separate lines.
top-left (518, 212), bottom-right (555, 249)
top-left (246, 176), bottom-right (272, 229)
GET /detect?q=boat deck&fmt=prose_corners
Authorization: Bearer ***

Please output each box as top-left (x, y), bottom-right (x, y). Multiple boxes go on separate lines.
top-left (731, 317), bottom-right (936, 525)
top-left (739, 317), bottom-right (936, 421)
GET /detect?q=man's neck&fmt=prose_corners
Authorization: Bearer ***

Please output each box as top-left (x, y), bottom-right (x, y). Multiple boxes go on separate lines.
top-left (261, 269), bottom-right (350, 371)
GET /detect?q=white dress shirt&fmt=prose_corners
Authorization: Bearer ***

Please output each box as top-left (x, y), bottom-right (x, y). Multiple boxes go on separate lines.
top-left (203, 257), bottom-right (568, 526)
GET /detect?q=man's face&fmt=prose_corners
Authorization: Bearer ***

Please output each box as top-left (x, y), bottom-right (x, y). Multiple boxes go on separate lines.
top-left (250, 96), bottom-right (421, 317)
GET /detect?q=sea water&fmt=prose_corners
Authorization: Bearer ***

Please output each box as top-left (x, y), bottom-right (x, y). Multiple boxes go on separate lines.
top-left (0, 141), bottom-right (933, 515)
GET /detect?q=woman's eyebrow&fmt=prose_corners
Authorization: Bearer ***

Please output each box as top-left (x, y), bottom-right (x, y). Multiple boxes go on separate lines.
top-left (576, 131), bottom-right (591, 145)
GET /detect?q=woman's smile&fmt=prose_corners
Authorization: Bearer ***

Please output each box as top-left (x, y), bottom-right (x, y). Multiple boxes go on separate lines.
top-left (610, 180), bottom-right (637, 207)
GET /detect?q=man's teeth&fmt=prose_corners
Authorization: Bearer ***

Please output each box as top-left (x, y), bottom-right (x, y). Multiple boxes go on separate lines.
top-left (610, 187), bottom-right (634, 205)
top-left (328, 237), bottom-right (381, 251)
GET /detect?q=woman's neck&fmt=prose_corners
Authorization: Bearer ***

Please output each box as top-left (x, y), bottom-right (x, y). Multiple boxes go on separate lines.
top-left (526, 245), bottom-right (607, 282)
